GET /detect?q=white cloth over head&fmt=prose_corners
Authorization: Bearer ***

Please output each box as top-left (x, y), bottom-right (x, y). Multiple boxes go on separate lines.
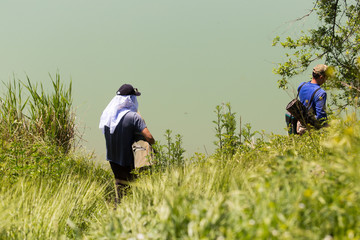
top-left (99, 95), bottom-right (138, 134)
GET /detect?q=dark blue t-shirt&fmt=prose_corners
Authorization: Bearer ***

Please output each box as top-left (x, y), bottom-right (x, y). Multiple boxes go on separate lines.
top-left (298, 81), bottom-right (327, 122)
top-left (104, 111), bottom-right (147, 167)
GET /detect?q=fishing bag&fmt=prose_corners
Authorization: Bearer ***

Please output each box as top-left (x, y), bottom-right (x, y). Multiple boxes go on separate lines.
top-left (132, 132), bottom-right (155, 169)
top-left (132, 140), bottom-right (155, 168)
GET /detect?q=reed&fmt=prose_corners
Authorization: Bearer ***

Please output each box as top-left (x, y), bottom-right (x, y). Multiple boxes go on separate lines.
top-left (0, 74), bottom-right (75, 153)
top-left (25, 74), bottom-right (75, 153)
top-left (1, 76), bottom-right (359, 239)
top-left (0, 171), bottom-right (111, 239)
top-left (0, 79), bottom-right (28, 139)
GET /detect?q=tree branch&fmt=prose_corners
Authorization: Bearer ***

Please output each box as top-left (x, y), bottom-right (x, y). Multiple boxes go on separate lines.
top-left (341, 81), bottom-right (360, 92)
top-left (292, 0), bottom-right (319, 22)
top-left (331, 0), bottom-right (340, 46)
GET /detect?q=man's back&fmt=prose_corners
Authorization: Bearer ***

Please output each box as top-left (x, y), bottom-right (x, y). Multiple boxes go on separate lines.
top-left (298, 81), bottom-right (327, 122)
top-left (104, 111), bottom-right (146, 167)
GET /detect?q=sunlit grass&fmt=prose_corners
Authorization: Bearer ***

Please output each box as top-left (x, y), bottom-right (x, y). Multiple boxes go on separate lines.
top-left (87, 117), bottom-right (360, 239)
top-left (0, 172), bottom-right (110, 239)
top-left (0, 76), bottom-right (359, 239)
top-left (0, 74), bottom-right (75, 153)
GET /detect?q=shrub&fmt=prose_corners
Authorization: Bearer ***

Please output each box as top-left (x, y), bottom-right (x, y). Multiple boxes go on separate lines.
top-left (0, 74), bottom-right (75, 153)
top-left (86, 116), bottom-right (360, 239)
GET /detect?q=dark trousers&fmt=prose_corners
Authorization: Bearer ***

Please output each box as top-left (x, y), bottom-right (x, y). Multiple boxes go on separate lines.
top-left (109, 162), bottom-right (136, 204)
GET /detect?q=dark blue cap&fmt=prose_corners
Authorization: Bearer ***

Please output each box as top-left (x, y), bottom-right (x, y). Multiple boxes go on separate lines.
top-left (116, 84), bottom-right (141, 96)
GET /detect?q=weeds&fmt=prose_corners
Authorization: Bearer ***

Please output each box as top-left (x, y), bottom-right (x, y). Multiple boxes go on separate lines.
top-left (0, 73), bottom-right (75, 153)
top-left (152, 129), bottom-right (186, 168)
top-left (0, 74), bottom-right (114, 239)
top-left (213, 102), bottom-right (263, 157)
top-left (0, 169), bottom-right (111, 239)
top-left (1, 76), bottom-right (359, 239)
top-left (25, 74), bottom-right (75, 153)
top-left (87, 116), bottom-right (360, 239)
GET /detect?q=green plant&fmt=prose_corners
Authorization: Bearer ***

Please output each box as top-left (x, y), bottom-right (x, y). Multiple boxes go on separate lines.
top-left (213, 103), bottom-right (266, 156)
top-left (0, 74), bottom-right (75, 153)
top-left (2, 71), bottom-right (360, 239)
top-left (0, 78), bottom-right (28, 139)
top-left (25, 74), bottom-right (75, 153)
top-left (213, 103), bottom-right (239, 156)
top-left (0, 168), bottom-right (111, 239)
top-left (152, 129), bottom-right (186, 168)
top-left (87, 115), bottom-right (360, 240)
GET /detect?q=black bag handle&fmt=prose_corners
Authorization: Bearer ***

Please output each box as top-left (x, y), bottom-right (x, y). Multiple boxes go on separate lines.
top-left (307, 87), bottom-right (321, 110)
top-left (296, 82), bottom-right (308, 99)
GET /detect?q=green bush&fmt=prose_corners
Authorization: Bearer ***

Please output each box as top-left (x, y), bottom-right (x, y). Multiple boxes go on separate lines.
top-left (0, 169), bottom-right (111, 239)
top-left (0, 74), bottom-right (75, 154)
top-left (0, 75), bottom-right (114, 239)
top-left (1, 75), bottom-right (359, 239)
top-left (86, 116), bottom-right (360, 239)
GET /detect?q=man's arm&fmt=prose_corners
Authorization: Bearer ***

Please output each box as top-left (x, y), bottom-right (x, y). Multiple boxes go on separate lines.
top-left (315, 92), bottom-right (327, 121)
top-left (314, 92), bottom-right (329, 127)
top-left (141, 127), bottom-right (155, 145)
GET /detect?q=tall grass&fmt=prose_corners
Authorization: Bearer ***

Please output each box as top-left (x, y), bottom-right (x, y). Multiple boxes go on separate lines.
top-left (0, 79), bottom-right (27, 138)
top-left (0, 169), bottom-right (111, 239)
top-left (0, 75), bottom-right (115, 239)
top-left (0, 74), bottom-right (75, 153)
top-left (1, 75), bottom-right (359, 239)
top-left (25, 74), bottom-right (75, 153)
top-left (0, 74), bottom-right (79, 182)
top-left (87, 116), bottom-right (360, 239)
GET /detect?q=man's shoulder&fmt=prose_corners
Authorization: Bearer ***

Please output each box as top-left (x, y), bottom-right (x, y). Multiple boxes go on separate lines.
top-left (123, 111), bottom-right (144, 123)
top-left (299, 81), bottom-right (308, 86)
top-left (301, 82), bottom-right (325, 92)
top-left (124, 111), bottom-right (146, 130)
top-left (298, 81), bottom-right (309, 91)
top-left (124, 111), bottom-right (140, 118)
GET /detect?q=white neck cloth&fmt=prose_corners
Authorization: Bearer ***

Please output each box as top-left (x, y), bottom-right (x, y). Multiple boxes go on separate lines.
top-left (99, 95), bottom-right (138, 134)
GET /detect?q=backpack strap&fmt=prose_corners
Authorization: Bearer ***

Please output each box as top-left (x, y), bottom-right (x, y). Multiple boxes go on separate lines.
top-left (296, 82), bottom-right (308, 99)
top-left (307, 87), bottom-right (321, 110)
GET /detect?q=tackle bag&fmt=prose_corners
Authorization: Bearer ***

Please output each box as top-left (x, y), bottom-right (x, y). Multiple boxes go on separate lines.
top-left (132, 133), bottom-right (155, 168)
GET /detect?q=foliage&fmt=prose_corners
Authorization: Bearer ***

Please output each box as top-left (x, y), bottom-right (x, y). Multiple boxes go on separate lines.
top-left (0, 79), bottom-right (28, 138)
top-left (152, 129), bottom-right (186, 168)
top-left (273, 0), bottom-right (360, 109)
top-left (213, 103), bottom-right (263, 157)
top-left (213, 103), bottom-right (239, 156)
top-left (0, 75), bottom-right (114, 239)
top-left (0, 165), bottom-right (112, 239)
top-left (87, 116), bottom-right (360, 239)
top-left (25, 74), bottom-right (75, 153)
top-left (0, 74), bottom-right (75, 153)
top-left (1, 75), bottom-right (359, 239)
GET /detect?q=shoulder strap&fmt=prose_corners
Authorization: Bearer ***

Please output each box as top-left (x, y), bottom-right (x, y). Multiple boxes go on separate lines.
top-left (307, 87), bottom-right (321, 109)
top-left (296, 82), bottom-right (308, 99)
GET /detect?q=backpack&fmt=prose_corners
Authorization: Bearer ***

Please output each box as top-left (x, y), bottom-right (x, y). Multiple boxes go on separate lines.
top-left (286, 82), bottom-right (322, 132)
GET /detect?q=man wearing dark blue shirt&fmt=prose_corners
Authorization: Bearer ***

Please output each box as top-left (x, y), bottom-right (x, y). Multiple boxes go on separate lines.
top-left (297, 64), bottom-right (329, 134)
top-left (99, 84), bottom-right (155, 202)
